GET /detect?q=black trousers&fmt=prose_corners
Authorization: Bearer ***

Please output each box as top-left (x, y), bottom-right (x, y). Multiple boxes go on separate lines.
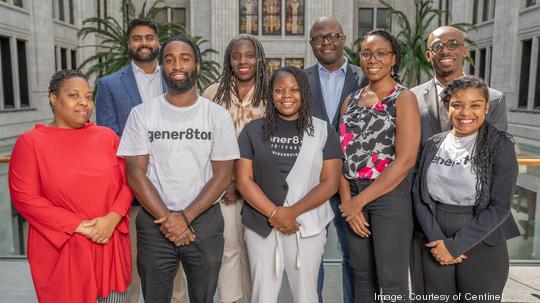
top-left (136, 204), bottom-right (224, 303)
top-left (347, 179), bottom-right (413, 303)
top-left (421, 203), bottom-right (509, 303)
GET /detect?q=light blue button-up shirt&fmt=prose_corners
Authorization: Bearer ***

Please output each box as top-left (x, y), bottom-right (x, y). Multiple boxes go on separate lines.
top-left (318, 58), bottom-right (348, 122)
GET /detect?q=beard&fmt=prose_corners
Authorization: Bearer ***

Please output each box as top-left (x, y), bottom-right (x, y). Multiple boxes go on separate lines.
top-left (164, 69), bottom-right (198, 94)
top-left (129, 46), bottom-right (159, 62)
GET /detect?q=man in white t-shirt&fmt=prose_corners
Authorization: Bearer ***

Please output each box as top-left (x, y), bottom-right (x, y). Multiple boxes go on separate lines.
top-left (118, 36), bottom-right (239, 303)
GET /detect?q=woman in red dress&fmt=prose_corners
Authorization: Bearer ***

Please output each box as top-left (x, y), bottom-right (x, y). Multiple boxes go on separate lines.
top-left (9, 70), bottom-right (133, 303)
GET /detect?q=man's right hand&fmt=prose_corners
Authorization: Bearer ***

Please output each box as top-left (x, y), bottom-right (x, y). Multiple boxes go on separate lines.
top-left (154, 213), bottom-right (188, 241)
top-left (222, 183), bottom-right (239, 204)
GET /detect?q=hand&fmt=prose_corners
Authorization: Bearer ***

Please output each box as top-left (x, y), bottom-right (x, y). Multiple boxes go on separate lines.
top-left (171, 228), bottom-right (196, 247)
top-left (222, 183), bottom-right (239, 205)
top-left (84, 212), bottom-right (123, 244)
top-left (339, 198), bottom-right (363, 222)
top-left (75, 220), bottom-right (94, 237)
top-left (346, 211), bottom-right (370, 237)
top-left (426, 240), bottom-right (460, 265)
top-left (269, 207), bottom-right (300, 235)
top-left (154, 213), bottom-right (188, 243)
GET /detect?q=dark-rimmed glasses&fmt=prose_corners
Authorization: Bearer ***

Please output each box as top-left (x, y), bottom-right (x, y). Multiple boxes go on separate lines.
top-left (430, 39), bottom-right (464, 53)
top-left (309, 33), bottom-right (344, 44)
top-left (359, 50), bottom-right (393, 61)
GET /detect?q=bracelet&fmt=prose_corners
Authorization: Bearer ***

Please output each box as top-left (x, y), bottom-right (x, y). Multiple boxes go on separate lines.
top-left (268, 207), bottom-right (279, 219)
top-left (179, 210), bottom-right (195, 234)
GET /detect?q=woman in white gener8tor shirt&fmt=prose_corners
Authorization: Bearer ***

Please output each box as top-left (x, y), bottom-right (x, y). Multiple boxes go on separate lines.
top-left (413, 76), bottom-right (520, 303)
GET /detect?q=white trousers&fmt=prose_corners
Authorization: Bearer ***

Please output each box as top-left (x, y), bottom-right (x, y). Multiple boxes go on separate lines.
top-left (218, 200), bottom-right (252, 302)
top-left (245, 227), bottom-right (327, 303)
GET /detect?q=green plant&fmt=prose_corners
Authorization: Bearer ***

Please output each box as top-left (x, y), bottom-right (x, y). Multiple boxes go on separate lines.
top-left (77, 0), bottom-right (220, 91)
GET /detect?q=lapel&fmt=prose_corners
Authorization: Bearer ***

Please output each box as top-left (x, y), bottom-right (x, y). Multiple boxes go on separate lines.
top-left (160, 65), bottom-right (168, 93)
top-left (121, 63), bottom-right (143, 107)
top-left (306, 65), bottom-right (331, 123)
top-left (424, 79), bottom-right (441, 134)
top-left (420, 132), bottom-right (447, 205)
top-left (333, 64), bottom-right (359, 125)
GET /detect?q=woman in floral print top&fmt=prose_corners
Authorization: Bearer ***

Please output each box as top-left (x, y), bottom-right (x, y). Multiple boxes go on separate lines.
top-left (338, 29), bottom-right (420, 303)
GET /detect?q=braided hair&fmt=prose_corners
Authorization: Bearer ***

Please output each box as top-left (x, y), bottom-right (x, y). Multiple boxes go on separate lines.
top-left (48, 69), bottom-right (88, 111)
top-left (262, 66), bottom-right (314, 141)
top-left (213, 34), bottom-right (268, 109)
top-left (441, 76), bottom-right (514, 208)
top-left (360, 29), bottom-right (402, 83)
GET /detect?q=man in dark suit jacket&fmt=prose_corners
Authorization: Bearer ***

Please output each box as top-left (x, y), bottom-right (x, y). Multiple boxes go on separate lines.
top-left (410, 25), bottom-right (508, 300)
top-left (95, 18), bottom-right (186, 303)
top-left (304, 16), bottom-right (367, 303)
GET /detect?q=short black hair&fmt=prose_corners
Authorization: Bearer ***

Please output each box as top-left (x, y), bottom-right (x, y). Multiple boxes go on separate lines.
top-left (441, 75), bottom-right (489, 105)
top-left (159, 35), bottom-right (201, 64)
top-left (48, 69), bottom-right (87, 97)
top-left (125, 18), bottom-right (159, 39)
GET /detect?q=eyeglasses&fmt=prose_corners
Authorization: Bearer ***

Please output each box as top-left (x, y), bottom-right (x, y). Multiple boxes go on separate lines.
top-left (273, 87), bottom-right (301, 95)
top-left (309, 33), bottom-right (344, 44)
top-left (429, 39), bottom-right (463, 53)
top-left (359, 50), bottom-right (393, 61)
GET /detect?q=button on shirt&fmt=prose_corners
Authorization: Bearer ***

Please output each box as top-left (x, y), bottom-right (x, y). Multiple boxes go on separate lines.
top-left (132, 62), bottom-right (163, 103)
top-left (318, 58), bottom-right (347, 122)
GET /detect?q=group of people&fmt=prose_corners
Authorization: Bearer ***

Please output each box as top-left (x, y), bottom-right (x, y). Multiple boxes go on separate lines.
top-left (8, 15), bottom-right (519, 303)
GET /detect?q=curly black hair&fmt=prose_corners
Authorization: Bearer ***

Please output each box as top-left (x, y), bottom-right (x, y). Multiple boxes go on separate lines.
top-left (212, 34), bottom-right (268, 109)
top-left (263, 66), bottom-right (314, 141)
top-left (125, 18), bottom-right (159, 39)
top-left (441, 75), bottom-right (514, 209)
top-left (359, 29), bottom-right (402, 83)
top-left (159, 35), bottom-right (201, 64)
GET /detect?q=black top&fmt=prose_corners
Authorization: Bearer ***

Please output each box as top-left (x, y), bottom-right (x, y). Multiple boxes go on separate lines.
top-left (239, 117), bottom-right (342, 175)
top-left (412, 124), bottom-right (520, 257)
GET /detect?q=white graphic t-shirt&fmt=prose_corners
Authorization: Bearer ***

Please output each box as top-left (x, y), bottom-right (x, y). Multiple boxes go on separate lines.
top-left (426, 131), bottom-right (478, 206)
top-left (117, 95), bottom-right (239, 210)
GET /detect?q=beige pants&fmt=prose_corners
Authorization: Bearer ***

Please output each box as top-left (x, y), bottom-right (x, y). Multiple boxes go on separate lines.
top-left (128, 206), bottom-right (188, 303)
top-left (218, 200), bottom-right (252, 302)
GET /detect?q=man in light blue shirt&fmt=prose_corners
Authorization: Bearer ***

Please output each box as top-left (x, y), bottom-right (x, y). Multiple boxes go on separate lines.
top-left (304, 16), bottom-right (367, 303)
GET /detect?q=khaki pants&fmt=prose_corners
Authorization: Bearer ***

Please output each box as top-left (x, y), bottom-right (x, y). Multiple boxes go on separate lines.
top-left (129, 206), bottom-right (188, 303)
top-left (218, 200), bottom-right (251, 302)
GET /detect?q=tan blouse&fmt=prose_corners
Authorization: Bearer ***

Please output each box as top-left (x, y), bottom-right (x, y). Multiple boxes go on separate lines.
top-left (203, 82), bottom-right (266, 137)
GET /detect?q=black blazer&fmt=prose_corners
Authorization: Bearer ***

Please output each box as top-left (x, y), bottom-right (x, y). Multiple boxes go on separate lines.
top-left (304, 63), bottom-right (368, 130)
top-left (412, 124), bottom-right (520, 257)
top-left (240, 120), bottom-right (290, 238)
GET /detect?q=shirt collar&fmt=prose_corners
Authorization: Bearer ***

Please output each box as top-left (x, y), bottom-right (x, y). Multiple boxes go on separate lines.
top-left (318, 57), bottom-right (348, 75)
top-left (132, 61), bottom-right (160, 75)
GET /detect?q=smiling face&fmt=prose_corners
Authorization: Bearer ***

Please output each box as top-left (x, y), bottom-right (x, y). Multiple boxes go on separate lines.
top-left (359, 35), bottom-right (396, 82)
top-left (50, 77), bottom-right (94, 129)
top-left (230, 39), bottom-right (258, 83)
top-left (162, 40), bottom-right (200, 94)
top-left (447, 88), bottom-right (489, 137)
top-left (272, 71), bottom-right (302, 121)
top-left (309, 18), bottom-right (346, 69)
top-left (128, 25), bottom-right (160, 62)
top-left (426, 27), bottom-right (468, 80)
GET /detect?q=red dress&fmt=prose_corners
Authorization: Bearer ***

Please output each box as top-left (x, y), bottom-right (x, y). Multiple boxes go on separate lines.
top-left (8, 123), bottom-right (133, 303)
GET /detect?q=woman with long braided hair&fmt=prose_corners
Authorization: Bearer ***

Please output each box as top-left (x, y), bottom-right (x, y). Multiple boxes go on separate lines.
top-left (338, 29), bottom-right (420, 302)
top-left (236, 66), bottom-right (342, 302)
top-left (413, 76), bottom-right (519, 302)
top-left (202, 34), bottom-right (268, 303)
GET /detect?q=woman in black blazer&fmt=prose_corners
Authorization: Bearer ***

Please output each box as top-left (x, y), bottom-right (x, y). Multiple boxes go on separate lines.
top-left (413, 76), bottom-right (520, 303)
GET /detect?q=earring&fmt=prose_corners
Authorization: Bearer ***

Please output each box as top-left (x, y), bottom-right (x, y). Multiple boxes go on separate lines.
top-left (485, 110), bottom-right (488, 114)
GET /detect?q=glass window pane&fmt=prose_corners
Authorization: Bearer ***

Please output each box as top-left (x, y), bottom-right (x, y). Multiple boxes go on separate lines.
top-left (285, 58), bottom-right (304, 69)
top-left (154, 8), bottom-right (168, 26)
top-left (58, 0), bottom-right (65, 21)
top-left (0, 36), bottom-right (14, 109)
top-left (71, 50), bottom-right (77, 70)
top-left (263, 0), bottom-right (281, 35)
top-left (69, 0), bottom-right (74, 24)
top-left (240, 0), bottom-right (258, 35)
top-left (376, 8), bottom-right (391, 31)
top-left (17, 40), bottom-right (29, 107)
top-left (266, 58), bottom-right (282, 74)
top-left (358, 8), bottom-right (374, 38)
top-left (60, 47), bottom-right (67, 70)
top-left (13, 0), bottom-right (23, 7)
top-left (285, 0), bottom-right (304, 35)
top-left (172, 8), bottom-right (186, 27)
top-left (519, 39), bottom-right (532, 108)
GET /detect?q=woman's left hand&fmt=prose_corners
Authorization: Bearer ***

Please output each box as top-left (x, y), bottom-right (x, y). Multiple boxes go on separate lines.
top-left (269, 207), bottom-right (300, 235)
top-left (426, 240), bottom-right (455, 265)
top-left (84, 212), bottom-right (122, 244)
top-left (339, 198), bottom-right (363, 221)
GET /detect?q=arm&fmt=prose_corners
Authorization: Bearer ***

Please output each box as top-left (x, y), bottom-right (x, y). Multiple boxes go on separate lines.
top-left (236, 158), bottom-right (280, 218)
top-left (443, 139), bottom-right (518, 257)
top-left (341, 90), bottom-right (420, 213)
top-left (8, 136), bottom-right (86, 249)
top-left (96, 78), bottom-right (121, 136)
top-left (488, 93), bottom-right (508, 131)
